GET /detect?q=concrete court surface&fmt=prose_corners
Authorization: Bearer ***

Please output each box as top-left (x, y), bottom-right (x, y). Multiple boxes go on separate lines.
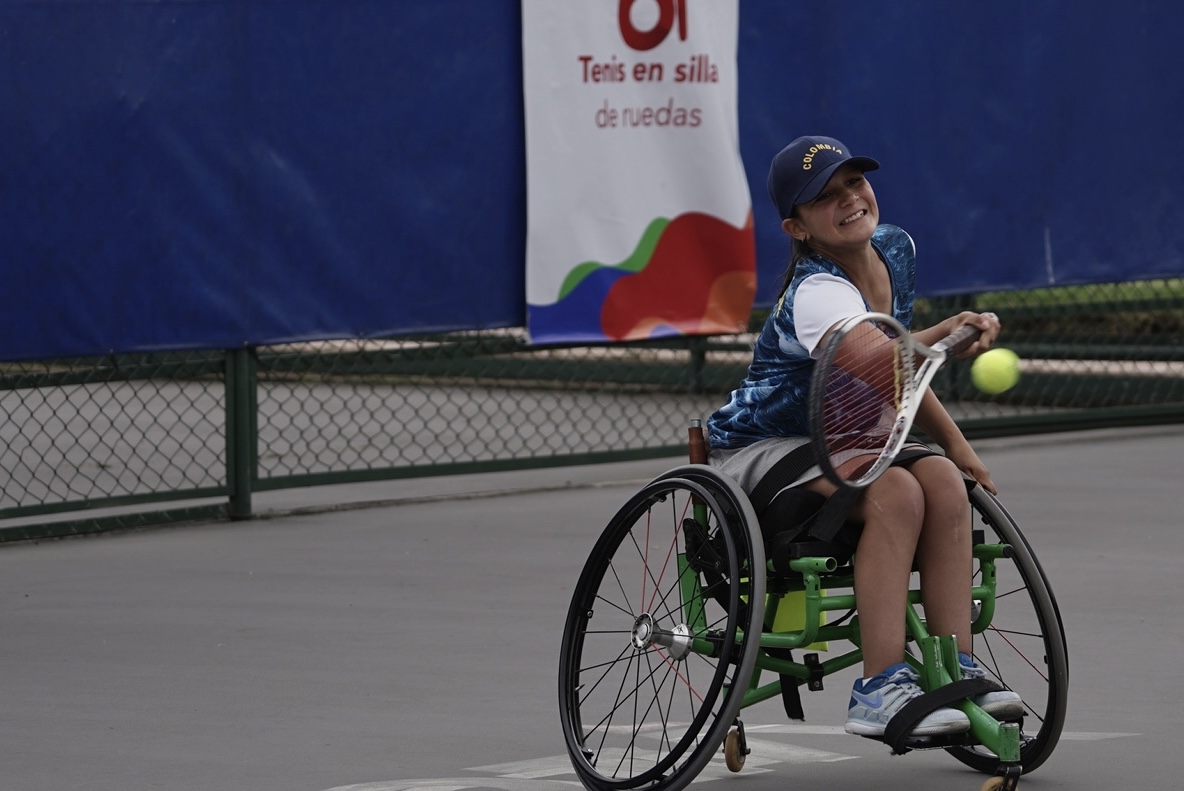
top-left (1, 426), bottom-right (1181, 791)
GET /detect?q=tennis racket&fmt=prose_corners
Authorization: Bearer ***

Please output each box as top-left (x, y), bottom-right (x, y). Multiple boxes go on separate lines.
top-left (808, 312), bottom-right (982, 490)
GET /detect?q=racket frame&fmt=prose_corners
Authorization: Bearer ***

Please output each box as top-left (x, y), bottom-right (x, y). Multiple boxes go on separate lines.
top-left (809, 312), bottom-right (980, 490)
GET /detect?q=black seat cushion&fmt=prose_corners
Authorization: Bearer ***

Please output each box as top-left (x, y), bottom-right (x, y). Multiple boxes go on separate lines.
top-left (758, 487), bottom-right (863, 574)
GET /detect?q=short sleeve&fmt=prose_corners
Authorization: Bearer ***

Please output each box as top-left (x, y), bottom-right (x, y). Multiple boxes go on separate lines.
top-left (792, 274), bottom-right (866, 357)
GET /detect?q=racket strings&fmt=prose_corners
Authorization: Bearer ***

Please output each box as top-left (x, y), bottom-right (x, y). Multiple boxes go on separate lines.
top-left (819, 324), bottom-right (911, 469)
top-left (810, 312), bottom-right (971, 490)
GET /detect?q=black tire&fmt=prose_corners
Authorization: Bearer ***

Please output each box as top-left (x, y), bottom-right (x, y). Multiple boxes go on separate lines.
top-left (559, 467), bottom-right (765, 791)
top-left (946, 485), bottom-right (1069, 775)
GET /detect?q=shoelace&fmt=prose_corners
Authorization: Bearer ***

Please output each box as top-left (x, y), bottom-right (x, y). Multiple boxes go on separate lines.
top-left (882, 666), bottom-right (925, 698)
top-left (959, 659), bottom-right (990, 681)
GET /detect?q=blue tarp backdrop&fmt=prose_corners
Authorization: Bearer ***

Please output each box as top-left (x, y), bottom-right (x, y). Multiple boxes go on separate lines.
top-left (1, 0), bottom-right (1181, 360)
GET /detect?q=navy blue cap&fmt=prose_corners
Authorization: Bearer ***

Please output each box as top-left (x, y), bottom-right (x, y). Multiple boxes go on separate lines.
top-left (767, 136), bottom-right (880, 220)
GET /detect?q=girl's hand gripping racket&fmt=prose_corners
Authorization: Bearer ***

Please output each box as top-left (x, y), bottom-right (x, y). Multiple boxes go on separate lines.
top-left (808, 312), bottom-right (981, 490)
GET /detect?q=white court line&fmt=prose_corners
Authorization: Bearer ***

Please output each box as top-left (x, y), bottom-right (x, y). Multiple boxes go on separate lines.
top-left (747, 722), bottom-right (848, 735)
top-left (324, 731), bottom-right (1138, 790)
top-left (467, 755), bottom-right (576, 779)
top-left (325, 780), bottom-right (584, 791)
top-left (470, 739), bottom-right (853, 781)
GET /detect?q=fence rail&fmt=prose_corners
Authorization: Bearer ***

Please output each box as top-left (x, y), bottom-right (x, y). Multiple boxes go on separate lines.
top-left (3, 280), bottom-right (1183, 542)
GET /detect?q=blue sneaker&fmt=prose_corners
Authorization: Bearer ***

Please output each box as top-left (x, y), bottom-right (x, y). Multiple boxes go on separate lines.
top-left (845, 663), bottom-right (971, 736)
top-left (959, 653), bottom-right (1026, 719)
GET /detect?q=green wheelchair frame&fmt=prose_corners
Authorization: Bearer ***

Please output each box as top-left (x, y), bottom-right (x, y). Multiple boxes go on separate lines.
top-left (559, 429), bottom-right (1068, 791)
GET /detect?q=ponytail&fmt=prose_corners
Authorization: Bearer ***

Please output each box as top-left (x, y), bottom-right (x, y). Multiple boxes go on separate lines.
top-left (777, 237), bottom-right (816, 299)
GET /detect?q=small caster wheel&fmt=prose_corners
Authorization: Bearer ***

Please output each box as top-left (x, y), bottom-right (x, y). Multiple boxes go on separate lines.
top-left (724, 725), bottom-right (747, 772)
top-left (982, 763), bottom-right (1022, 791)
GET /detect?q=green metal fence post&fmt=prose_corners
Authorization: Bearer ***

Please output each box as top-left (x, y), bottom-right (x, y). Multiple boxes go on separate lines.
top-left (225, 347), bottom-right (258, 520)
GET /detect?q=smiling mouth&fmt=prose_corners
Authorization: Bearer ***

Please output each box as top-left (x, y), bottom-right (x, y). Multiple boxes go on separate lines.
top-left (840, 209), bottom-right (867, 226)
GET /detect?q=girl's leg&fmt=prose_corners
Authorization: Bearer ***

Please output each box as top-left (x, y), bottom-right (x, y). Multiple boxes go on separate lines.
top-left (807, 464), bottom-right (926, 677)
top-left (905, 458), bottom-right (1024, 716)
top-left (805, 459), bottom-right (977, 736)
top-left (907, 455), bottom-right (974, 654)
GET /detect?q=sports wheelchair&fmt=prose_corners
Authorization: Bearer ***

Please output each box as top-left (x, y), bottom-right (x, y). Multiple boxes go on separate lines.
top-left (559, 422), bottom-right (1067, 791)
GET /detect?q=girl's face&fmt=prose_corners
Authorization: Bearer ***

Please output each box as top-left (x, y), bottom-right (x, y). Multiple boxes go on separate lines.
top-left (783, 163), bottom-right (879, 251)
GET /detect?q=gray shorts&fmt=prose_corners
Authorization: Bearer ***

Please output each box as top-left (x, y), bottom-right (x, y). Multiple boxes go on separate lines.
top-left (708, 436), bottom-right (818, 495)
top-left (709, 436), bottom-right (932, 502)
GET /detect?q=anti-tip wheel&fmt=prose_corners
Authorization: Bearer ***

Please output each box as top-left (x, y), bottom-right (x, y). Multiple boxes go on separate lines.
top-left (724, 727), bottom-right (746, 773)
top-left (980, 776), bottom-right (1015, 791)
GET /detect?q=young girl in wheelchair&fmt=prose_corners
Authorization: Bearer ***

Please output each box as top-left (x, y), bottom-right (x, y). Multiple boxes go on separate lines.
top-left (706, 135), bottom-right (1025, 738)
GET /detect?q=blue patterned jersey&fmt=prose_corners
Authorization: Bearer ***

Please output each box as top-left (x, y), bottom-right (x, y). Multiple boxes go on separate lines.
top-left (706, 224), bottom-right (917, 450)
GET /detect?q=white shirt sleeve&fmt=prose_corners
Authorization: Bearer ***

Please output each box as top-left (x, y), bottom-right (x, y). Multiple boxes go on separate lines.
top-left (792, 274), bottom-right (867, 358)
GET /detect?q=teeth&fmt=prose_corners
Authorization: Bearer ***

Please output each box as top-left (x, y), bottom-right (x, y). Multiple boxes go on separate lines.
top-left (841, 210), bottom-right (865, 226)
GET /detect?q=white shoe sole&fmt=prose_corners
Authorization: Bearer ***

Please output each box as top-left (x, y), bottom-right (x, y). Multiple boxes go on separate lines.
top-left (979, 699), bottom-right (1026, 720)
top-left (845, 716), bottom-right (971, 737)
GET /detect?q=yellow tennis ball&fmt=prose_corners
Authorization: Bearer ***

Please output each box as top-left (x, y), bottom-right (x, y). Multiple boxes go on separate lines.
top-left (971, 348), bottom-right (1021, 394)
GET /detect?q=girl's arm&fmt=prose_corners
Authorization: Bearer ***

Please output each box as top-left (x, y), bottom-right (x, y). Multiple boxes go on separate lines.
top-left (912, 309), bottom-right (1003, 492)
top-left (914, 389), bottom-right (997, 494)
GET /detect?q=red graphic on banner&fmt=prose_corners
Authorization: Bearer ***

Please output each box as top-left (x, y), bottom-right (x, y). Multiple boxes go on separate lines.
top-left (600, 211), bottom-right (755, 340)
top-left (618, 0), bottom-right (687, 50)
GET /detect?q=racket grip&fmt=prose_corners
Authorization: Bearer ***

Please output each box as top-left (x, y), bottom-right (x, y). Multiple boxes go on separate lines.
top-left (945, 322), bottom-right (982, 353)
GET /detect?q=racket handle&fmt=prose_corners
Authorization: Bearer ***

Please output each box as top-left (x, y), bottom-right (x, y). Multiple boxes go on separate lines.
top-left (943, 322), bottom-right (982, 354)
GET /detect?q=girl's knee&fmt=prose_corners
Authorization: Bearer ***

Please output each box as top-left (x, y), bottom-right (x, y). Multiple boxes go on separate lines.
top-left (907, 455), bottom-right (967, 499)
top-left (910, 454), bottom-right (964, 485)
top-left (861, 467), bottom-right (925, 525)
top-left (873, 466), bottom-right (925, 500)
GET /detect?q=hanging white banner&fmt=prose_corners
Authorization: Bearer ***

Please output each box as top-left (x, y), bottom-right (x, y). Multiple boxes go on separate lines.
top-left (522, 0), bottom-right (755, 344)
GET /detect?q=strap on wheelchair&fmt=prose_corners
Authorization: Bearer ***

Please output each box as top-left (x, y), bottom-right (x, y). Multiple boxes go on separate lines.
top-left (882, 678), bottom-right (1004, 755)
top-left (750, 444), bottom-right (941, 551)
top-left (761, 646), bottom-right (805, 721)
top-left (805, 445), bottom-right (951, 544)
top-left (747, 444), bottom-right (816, 517)
top-left (748, 444), bottom-right (855, 544)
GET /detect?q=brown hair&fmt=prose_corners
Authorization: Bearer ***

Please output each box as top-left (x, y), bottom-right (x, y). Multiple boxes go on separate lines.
top-left (776, 212), bottom-right (816, 299)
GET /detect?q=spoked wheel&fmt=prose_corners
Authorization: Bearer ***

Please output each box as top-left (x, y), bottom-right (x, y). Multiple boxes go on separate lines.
top-left (559, 466), bottom-right (764, 791)
top-left (947, 486), bottom-right (1069, 776)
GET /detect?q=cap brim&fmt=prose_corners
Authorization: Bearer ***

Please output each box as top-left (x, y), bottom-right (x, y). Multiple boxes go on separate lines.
top-left (794, 156), bottom-right (880, 206)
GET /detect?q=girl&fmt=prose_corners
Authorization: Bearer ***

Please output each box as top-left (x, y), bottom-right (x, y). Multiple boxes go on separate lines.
top-left (707, 135), bottom-right (1023, 737)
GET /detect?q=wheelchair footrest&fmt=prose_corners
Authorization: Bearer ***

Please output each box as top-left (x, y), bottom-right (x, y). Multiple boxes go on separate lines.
top-left (882, 678), bottom-right (1003, 755)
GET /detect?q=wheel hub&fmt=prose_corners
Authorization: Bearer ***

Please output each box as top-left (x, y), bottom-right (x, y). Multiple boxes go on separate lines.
top-left (631, 613), bottom-right (693, 660)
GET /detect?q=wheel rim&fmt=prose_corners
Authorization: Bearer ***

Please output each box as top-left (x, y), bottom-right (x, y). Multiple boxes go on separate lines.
top-left (559, 475), bottom-right (760, 789)
top-left (948, 487), bottom-right (1068, 775)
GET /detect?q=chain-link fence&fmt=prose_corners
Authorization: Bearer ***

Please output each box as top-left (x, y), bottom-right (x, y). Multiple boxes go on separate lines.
top-left (3, 279), bottom-right (1183, 542)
